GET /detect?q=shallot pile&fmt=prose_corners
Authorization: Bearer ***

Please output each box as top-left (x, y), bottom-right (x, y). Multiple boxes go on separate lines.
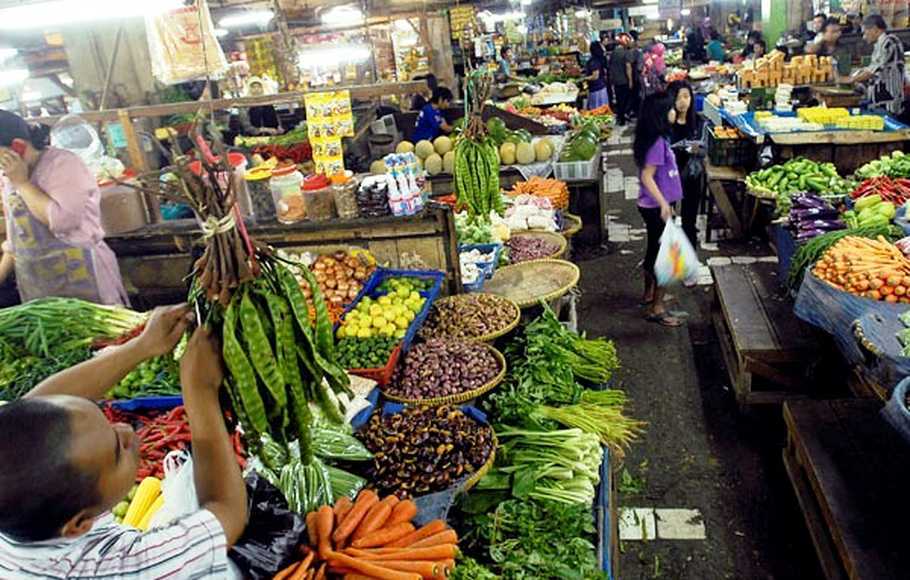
top-left (386, 339), bottom-right (500, 400)
top-left (307, 251), bottom-right (374, 308)
top-left (506, 235), bottom-right (561, 263)
top-left (419, 294), bottom-right (518, 341)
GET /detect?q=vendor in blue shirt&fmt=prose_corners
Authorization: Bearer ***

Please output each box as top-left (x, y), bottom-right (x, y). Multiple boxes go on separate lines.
top-left (412, 87), bottom-right (454, 142)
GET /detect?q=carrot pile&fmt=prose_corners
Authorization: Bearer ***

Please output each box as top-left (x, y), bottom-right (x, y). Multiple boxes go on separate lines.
top-left (812, 235), bottom-right (910, 302)
top-left (273, 490), bottom-right (459, 580)
top-left (508, 177), bottom-right (570, 209)
top-left (583, 104), bottom-right (613, 116)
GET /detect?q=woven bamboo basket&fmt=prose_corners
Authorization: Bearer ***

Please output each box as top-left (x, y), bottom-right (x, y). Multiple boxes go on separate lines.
top-left (462, 431), bottom-right (498, 492)
top-left (562, 213), bottom-right (583, 238)
top-left (481, 259), bottom-right (581, 308)
top-left (382, 343), bottom-right (506, 406)
top-left (507, 230), bottom-right (568, 262)
top-left (420, 294), bottom-right (521, 343)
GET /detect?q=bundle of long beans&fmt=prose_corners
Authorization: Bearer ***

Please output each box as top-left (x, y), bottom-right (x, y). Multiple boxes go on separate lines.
top-left (454, 72), bottom-right (504, 218)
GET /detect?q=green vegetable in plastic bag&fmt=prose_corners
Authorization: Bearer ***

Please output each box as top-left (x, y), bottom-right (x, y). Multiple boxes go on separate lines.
top-left (326, 464), bottom-right (367, 502)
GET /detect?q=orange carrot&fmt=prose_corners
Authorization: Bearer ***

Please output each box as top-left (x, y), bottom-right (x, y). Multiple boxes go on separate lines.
top-left (366, 559), bottom-right (440, 577)
top-left (436, 559), bottom-right (455, 579)
top-left (342, 575), bottom-right (376, 580)
top-left (272, 561), bottom-right (300, 580)
top-left (352, 522), bottom-right (416, 549)
top-left (313, 562), bottom-right (327, 580)
top-left (316, 505), bottom-right (334, 559)
top-left (386, 520), bottom-right (447, 548)
top-left (305, 512), bottom-right (318, 547)
top-left (346, 544), bottom-right (458, 561)
top-left (334, 490), bottom-right (378, 544)
top-left (328, 553), bottom-right (422, 580)
top-left (287, 552), bottom-right (315, 580)
top-left (386, 500), bottom-right (417, 526)
top-left (303, 570), bottom-right (313, 580)
top-left (334, 496), bottom-right (354, 524)
top-left (352, 496), bottom-right (397, 542)
top-left (409, 530), bottom-right (458, 549)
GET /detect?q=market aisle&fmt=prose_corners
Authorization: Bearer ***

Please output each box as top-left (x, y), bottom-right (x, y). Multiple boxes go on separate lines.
top-left (577, 127), bottom-right (824, 579)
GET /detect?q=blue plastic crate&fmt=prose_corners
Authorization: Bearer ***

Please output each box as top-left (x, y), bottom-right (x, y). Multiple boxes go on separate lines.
top-left (459, 243), bottom-right (504, 279)
top-left (595, 446), bottom-right (615, 579)
top-left (462, 275), bottom-right (486, 292)
top-left (335, 268), bottom-right (444, 356)
top-left (109, 396), bottom-right (183, 412)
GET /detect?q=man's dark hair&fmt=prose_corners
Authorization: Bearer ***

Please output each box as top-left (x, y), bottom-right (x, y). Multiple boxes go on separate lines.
top-left (0, 399), bottom-right (100, 541)
top-left (500, 45), bottom-right (511, 58)
top-left (825, 17), bottom-right (841, 30)
top-left (430, 87), bottom-right (453, 104)
top-left (814, 12), bottom-right (827, 21)
top-left (0, 110), bottom-right (33, 148)
top-left (863, 14), bottom-right (887, 31)
top-left (629, 30), bottom-right (639, 41)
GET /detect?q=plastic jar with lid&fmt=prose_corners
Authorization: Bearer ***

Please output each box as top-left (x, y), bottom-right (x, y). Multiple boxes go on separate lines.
top-left (331, 171), bottom-right (359, 220)
top-left (245, 165), bottom-right (275, 221)
top-left (269, 164), bottom-right (305, 223)
top-left (302, 174), bottom-right (336, 221)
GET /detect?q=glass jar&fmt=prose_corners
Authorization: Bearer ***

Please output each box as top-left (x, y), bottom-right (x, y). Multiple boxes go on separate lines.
top-left (302, 174), bottom-right (335, 221)
top-left (331, 172), bottom-right (359, 220)
top-left (245, 166), bottom-right (275, 222)
top-left (269, 164), bottom-right (305, 224)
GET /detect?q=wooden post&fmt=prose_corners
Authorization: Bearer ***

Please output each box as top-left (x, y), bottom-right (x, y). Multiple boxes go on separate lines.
top-left (99, 25), bottom-right (124, 111)
top-left (117, 109), bottom-right (160, 223)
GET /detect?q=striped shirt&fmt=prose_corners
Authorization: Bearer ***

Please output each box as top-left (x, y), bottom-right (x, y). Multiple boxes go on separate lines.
top-left (0, 510), bottom-right (228, 579)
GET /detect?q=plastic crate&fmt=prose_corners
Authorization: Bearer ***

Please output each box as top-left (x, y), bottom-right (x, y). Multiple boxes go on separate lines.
top-left (335, 269), bottom-right (444, 384)
top-left (707, 127), bottom-right (754, 167)
top-left (459, 242), bottom-right (504, 279)
top-left (109, 396), bottom-right (183, 412)
top-left (554, 145), bottom-right (601, 182)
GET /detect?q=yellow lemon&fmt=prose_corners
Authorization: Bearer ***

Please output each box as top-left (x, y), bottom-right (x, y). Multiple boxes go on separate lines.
top-left (369, 304), bottom-right (383, 316)
top-left (404, 309), bottom-right (416, 322)
top-left (395, 316), bottom-right (409, 330)
top-left (378, 295), bottom-right (392, 306)
top-left (336, 326), bottom-right (348, 338)
top-left (381, 324), bottom-right (397, 336)
top-left (409, 291), bottom-right (421, 301)
top-left (356, 327), bottom-right (372, 339)
top-left (394, 328), bottom-right (407, 339)
top-left (372, 316), bottom-right (387, 329)
top-left (396, 286), bottom-right (410, 299)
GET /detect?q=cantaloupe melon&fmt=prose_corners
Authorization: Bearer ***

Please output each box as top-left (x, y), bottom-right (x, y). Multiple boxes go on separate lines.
top-left (434, 136), bottom-right (453, 155)
top-left (443, 151), bottom-right (455, 174)
top-left (396, 141), bottom-right (414, 154)
top-left (415, 140), bottom-right (435, 159)
top-left (369, 160), bottom-right (387, 174)
top-left (425, 153), bottom-right (443, 176)
top-left (516, 142), bottom-right (535, 165)
top-left (499, 142), bottom-right (517, 165)
top-left (534, 140), bottom-right (553, 162)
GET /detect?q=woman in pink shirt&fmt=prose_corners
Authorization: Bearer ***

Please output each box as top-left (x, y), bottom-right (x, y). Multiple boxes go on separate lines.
top-left (0, 111), bottom-right (128, 305)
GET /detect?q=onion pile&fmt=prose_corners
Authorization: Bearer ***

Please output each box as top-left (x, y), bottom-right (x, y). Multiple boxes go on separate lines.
top-left (387, 339), bottom-right (500, 400)
top-left (507, 235), bottom-right (562, 263)
top-left (306, 251), bottom-right (374, 308)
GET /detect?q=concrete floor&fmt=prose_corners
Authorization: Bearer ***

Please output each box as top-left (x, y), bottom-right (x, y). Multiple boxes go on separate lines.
top-left (575, 130), bottom-right (825, 580)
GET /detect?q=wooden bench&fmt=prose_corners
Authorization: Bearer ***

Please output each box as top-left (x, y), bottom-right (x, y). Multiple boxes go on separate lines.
top-left (712, 262), bottom-right (818, 407)
top-left (783, 399), bottom-right (910, 580)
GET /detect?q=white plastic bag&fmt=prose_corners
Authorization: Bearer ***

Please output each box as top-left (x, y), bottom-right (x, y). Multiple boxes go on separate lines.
top-left (654, 220), bottom-right (701, 286)
top-left (145, 0), bottom-right (228, 85)
top-left (148, 451), bottom-right (198, 529)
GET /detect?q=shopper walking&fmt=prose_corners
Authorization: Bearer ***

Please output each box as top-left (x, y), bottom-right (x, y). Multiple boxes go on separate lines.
top-left (634, 92), bottom-right (684, 326)
top-left (667, 81), bottom-right (705, 281)
top-left (609, 34), bottom-right (634, 125)
top-left (585, 41), bottom-right (609, 110)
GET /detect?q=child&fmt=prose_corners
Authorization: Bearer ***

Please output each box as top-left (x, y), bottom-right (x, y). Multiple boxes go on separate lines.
top-left (412, 87), bottom-right (453, 143)
top-left (634, 92), bottom-right (685, 327)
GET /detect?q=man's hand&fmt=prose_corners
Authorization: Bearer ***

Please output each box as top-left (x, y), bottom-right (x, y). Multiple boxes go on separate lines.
top-left (136, 304), bottom-right (193, 358)
top-left (0, 148), bottom-right (29, 187)
top-left (180, 325), bottom-right (224, 395)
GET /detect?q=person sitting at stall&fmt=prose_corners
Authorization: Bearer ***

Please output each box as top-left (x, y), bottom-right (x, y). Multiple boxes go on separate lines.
top-left (497, 46), bottom-right (523, 83)
top-left (737, 30), bottom-right (763, 62)
top-left (412, 87), bottom-right (454, 143)
top-left (410, 73), bottom-right (439, 111)
top-left (239, 77), bottom-right (283, 136)
top-left (0, 305), bottom-right (248, 577)
top-left (0, 111), bottom-right (128, 306)
top-left (804, 12), bottom-right (828, 46)
top-left (707, 31), bottom-right (726, 62)
top-left (806, 17), bottom-right (842, 56)
top-left (684, 24), bottom-right (707, 64)
top-left (850, 15), bottom-right (906, 116)
top-left (585, 41), bottom-right (610, 110)
top-left (751, 38), bottom-right (767, 60)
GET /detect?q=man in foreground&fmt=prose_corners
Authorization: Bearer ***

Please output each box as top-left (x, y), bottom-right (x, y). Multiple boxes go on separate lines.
top-left (0, 304), bottom-right (248, 578)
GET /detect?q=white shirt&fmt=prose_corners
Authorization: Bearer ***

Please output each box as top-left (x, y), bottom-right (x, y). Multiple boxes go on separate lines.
top-left (0, 510), bottom-right (228, 579)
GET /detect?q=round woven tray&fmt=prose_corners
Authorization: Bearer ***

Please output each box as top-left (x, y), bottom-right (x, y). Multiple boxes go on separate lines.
top-left (481, 259), bottom-right (581, 308)
top-left (562, 213), bottom-right (583, 238)
top-left (382, 343), bottom-right (507, 406)
top-left (422, 294), bottom-right (521, 342)
top-left (508, 230), bottom-right (568, 262)
top-left (462, 431), bottom-right (498, 492)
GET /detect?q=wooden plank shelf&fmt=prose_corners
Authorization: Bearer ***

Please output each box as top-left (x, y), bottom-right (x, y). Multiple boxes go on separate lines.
top-left (784, 399), bottom-right (910, 580)
top-left (711, 262), bottom-right (819, 408)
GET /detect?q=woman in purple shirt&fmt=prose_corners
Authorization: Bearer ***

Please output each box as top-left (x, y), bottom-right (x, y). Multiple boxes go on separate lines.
top-left (0, 111), bottom-right (128, 305)
top-left (634, 92), bottom-right (684, 327)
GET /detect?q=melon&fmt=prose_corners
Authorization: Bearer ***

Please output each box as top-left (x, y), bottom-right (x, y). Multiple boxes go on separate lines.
top-left (443, 151), bottom-right (455, 174)
top-left (499, 142), bottom-right (517, 165)
top-left (425, 153), bottom-right (443, 176)
top-left (415, 140), bottom-right (435, 159)
top-left (516, 142), bottom-right (535, 165)
top-left (369, 160), bottom-right (387, 174)
top-left (396, 141), bottom-right (414, 154)
top-left (534, 140), bottom-right (553, 162)
top-left (434, 135), bottom-right (453, 155)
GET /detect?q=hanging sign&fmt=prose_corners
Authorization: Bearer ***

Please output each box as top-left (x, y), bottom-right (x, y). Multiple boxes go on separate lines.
top-left (304, 90), bottom-right (354, 176)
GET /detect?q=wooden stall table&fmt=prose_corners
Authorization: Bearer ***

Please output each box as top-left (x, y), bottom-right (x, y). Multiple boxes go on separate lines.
top-left (711, 262), bottom-right (819, 408)
top-left (767, 128), bottom-right (910, 175)
top-left (705, 162), bottom-right (747, 240)
top-left (783, 399), bottom-right (910, 580)
top-left (811, 86), bottom-right (863, 109)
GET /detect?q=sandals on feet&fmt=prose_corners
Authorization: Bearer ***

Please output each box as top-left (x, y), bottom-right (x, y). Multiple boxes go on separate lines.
top-left (645, 311), bottom-right (684, 327)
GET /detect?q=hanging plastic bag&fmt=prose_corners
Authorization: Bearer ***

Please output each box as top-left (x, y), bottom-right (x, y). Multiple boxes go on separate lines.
top-left (655, 219), bottom-right (701, 286)
top-left (229, 471), bottom-right (307, 580)
top-left (145, 0), bottom-right (228, 85)
top-left (148, 450), bottom-right (199, 529)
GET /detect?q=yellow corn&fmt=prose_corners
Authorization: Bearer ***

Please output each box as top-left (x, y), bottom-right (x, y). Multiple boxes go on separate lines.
top-left (122, 477), bottom-right (161, 527)
top-left (136, 495), bottom-right (165, 531)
